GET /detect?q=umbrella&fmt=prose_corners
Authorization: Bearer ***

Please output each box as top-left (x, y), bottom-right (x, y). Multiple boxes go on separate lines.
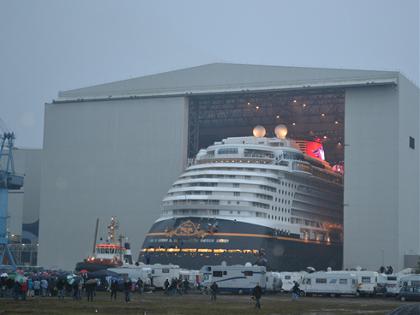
top-left (79, 269), bottom-right (89, 274)
top-left (0, 273), bottom-right (8, 277)
top-left (88, 270), bottom-right (119, 278)
top-left (15, 274), bottom-right (26, 283)
top-left (86, 278), bottom-right (97, 285)
top-left (67, 275), bottom-right (75, 285)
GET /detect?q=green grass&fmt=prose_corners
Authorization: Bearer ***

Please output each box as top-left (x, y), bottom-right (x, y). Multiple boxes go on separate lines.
top-left (0, 292), bottom-right (408, 315)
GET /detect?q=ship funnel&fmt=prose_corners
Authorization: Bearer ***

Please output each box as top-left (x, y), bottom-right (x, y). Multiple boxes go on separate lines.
top-left (274, 124), bottom-right (288, 139)
top-left (253, 125), bottom-right (266, 138)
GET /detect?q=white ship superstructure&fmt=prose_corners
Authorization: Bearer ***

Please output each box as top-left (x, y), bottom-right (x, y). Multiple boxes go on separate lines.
top-left (140, 125), bottom-right (343, 270)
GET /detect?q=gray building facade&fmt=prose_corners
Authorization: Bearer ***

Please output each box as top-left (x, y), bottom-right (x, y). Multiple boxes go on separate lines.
top-left (38, 63), bottom-right (419, 271)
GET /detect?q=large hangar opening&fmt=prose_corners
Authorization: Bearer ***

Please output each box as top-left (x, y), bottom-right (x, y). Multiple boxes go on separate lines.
top-left (188, 89), bottom-right (345, 166)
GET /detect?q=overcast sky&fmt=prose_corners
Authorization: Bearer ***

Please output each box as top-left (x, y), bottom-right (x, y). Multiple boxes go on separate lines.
top-left (1, 0), bottom-right (419, 148)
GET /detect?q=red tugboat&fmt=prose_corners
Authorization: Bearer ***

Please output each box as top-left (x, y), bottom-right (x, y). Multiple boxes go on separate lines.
top-left (75, 217), bottom-right (132, 272)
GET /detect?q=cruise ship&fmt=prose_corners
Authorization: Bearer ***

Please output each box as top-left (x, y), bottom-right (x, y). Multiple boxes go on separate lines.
top-left (139, 125), bottom-right (343, 271)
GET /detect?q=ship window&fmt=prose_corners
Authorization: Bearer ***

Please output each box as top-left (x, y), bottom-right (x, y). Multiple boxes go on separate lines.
top-left (329, 279), bottom-right (337, 284)
top-left (213, 271), bottom-right (223, 277)
top-left (218, 148), bottom-right (238, 155)
top-left (162, 268), bottom-right (170, 273)
top-left (233, 183), bottom-right (239, 188)
top-left (234, 192), bottom-right (240, 196)
top-left (243, 271), bottom-right (253, 276)
top-left (339, 279), bottom-right (348, 284)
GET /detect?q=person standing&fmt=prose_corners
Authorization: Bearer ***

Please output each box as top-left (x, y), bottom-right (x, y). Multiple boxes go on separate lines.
top-left (85, 279), bottom-right (96, 302)
top-left (33, 279), bottom-right (40, 296)
top-left (41, 278), bottom-right (48, 297)
top-left (292, 281), bottom-right (301, 300)
top-left (210, 282), bottom-right (218, 301)
top-left (110, 280), bottom-right (118, 300)
top-left (124, 278), bottom-right (132, 302)
top-left (56, 278), bottom-right (65, 299)
top-left (252, 284), bottom-right (263, 309)
top-left (136, 278), bottom-right (143, 295)
top-left (164, 279), bottom-right (170, 295)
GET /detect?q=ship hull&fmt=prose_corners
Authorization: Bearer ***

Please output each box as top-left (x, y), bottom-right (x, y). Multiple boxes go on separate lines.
top-left (139, 217), bottom-right (342, 271)
top-left (75, 261), bottom-right (121, 272)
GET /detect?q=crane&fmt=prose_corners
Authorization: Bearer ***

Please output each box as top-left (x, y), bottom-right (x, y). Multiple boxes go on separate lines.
top-left (0, 118), bottom-right (24, 270)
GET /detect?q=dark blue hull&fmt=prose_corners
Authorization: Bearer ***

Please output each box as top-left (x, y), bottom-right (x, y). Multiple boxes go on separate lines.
top-left (139, 217), bottom-right (342, 271)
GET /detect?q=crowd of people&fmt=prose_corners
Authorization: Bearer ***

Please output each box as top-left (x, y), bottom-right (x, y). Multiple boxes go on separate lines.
top-left (1, 269), bottom-right (305, 310)
top-left (0, 270), bottom-right (146, 303)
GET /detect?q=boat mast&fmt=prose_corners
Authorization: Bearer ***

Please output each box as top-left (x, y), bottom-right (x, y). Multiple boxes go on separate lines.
top-left (92, 218), bottom-right (99, 255)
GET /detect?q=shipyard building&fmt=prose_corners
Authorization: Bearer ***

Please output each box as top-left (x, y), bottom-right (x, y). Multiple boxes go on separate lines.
top-left (38, 63), bottom-right (419, 271)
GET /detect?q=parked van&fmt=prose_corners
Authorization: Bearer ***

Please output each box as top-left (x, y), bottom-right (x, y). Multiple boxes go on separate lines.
top-left (200, 264), bottom-right (266, 294)
top-left (301, 271), bottom-right (358, 297)
top-left (397, 285), bottom-right (420, 301)
top-left (278, 272), bottom-right (305, 292)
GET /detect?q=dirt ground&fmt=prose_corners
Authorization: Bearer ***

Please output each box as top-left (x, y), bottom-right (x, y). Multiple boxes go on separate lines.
top-left (0, 291), bottom-right (411, 315)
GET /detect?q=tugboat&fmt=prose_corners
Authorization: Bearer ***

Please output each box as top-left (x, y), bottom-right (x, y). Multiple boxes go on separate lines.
top-left (75, 217), bottom-right (132, 272)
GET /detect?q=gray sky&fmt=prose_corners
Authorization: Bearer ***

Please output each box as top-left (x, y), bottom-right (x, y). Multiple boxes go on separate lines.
top-left (1, 0), bottom-right (419, 148)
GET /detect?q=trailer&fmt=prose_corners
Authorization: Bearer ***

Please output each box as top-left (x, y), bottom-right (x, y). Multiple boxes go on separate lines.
top-left (148, 264), bottom-right (181, 289)
top-left (108, 265), bottom-right (152, 285)
top-left (329, 270), bottom-right (378, 296)
top-left (301, 271), bottom-right (358, 297)
top-left (278, 272), bottom-right (305, 292)
top-left (200, 264), bottom-right (266, 294)
top-left (265, 272), bottom-right (282, 293)
top-left (180, 269), bottom-right (201, 288)
top-left (377, 274), bottom-right (400, 296)
top-left (399, 274), bottom-right (420, 288)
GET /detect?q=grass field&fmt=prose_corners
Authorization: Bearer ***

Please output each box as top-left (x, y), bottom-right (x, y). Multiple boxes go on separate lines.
top-left (0, 292), bottom-right (409, 315)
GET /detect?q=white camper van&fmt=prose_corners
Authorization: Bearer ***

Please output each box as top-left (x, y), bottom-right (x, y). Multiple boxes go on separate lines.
top-left (148, 264), bottom-right (181, 289)
top-left (180, 269), bottom-right (201, 288)
top-left (301, 271), bottom-right (358, 296)
top-left (399, 274), bottom-right (420, 288)
top-left (108, 265), bottom-right (152, 285)
top-left (265, 272), bottom-right (282, 293)
top-left (200, 264), bottom-right (266, 294)
top-left (278, 272), bottom-right (306, 292)
top-left (377, 274), bottom-right (400, 296)
top-left (329, 270), bottom-right (378, 296)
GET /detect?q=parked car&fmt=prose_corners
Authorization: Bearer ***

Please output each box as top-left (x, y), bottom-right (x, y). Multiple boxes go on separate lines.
top-left (397, 285), bottom-right (420, 301)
